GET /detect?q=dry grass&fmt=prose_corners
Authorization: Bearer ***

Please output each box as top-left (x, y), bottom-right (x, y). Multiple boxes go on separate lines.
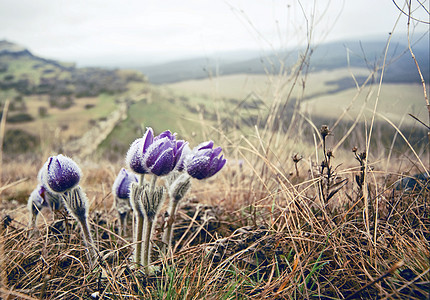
top-left (0, 148), bottom-right (429, 299)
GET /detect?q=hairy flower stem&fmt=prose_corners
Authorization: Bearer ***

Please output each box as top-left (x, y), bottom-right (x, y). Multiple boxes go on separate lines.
top-left (149, 175), bottom-right (157, 196)
top-left (142, 175), bottom-right (158, 274)
top-left (78, 216), bottom-right (98, 269)
top-left (133, 174), bottom-right (145, 265)
top-left (142, 217), bottom-right (154, 274)
top-left (162, 200), bottom-right (179, 256)
top-left (119, 213), bottom-right (127, 236)
top-left (134, 212), bottom-right (144, 265)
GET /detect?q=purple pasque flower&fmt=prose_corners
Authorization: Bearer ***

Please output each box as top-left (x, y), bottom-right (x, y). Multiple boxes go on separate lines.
top-left (186, 141), bottom-right (226, 180)
top-left (144, 133), bottom-right (187, 176)
top-left (126, 127), bottom-right (154, 174)
top-left (113, 168), bottom-right (138, 199)
top-left (43, 154), bottom-right (82, 193)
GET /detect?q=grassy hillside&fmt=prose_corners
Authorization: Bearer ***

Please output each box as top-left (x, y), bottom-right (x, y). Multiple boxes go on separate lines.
top-left (0, 41), bottom-right (148, 157)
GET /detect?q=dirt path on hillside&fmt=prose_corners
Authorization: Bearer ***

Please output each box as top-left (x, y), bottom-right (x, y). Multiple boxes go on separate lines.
top-left (66, 102), bottom-right (128, 159)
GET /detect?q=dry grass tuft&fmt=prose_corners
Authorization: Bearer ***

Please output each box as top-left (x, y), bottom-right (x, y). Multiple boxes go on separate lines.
top-left (0, 151), bottom-right (429, 299)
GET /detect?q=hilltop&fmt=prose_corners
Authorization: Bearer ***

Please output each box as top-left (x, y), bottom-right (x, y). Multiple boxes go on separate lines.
top-left (0, 40), bottom-right (146, 97)
top-left (137, 36), bottom-right (429, 84)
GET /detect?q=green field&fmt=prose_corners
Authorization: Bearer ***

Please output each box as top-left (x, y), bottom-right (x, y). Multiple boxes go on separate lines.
top-left (166, 68), bottom-right (428, 128)
top-left (165, 68), bottom-right (371, 100)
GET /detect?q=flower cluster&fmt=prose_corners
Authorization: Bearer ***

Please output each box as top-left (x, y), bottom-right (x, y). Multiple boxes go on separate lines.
top-left (122, 127), bottom-right (226, 273)
top-left (27, 127), bottom-right (226, 273)
top-left (31, 154), bottom-right (98, 267)
top-left (126, 128), bottom-right (225, 180)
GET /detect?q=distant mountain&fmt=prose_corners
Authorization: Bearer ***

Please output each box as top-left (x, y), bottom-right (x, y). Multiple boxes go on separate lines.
top-left (137, 36), bottom-right (429, 84)
top-left (0, 40), bottom-right (31, 55)
top-left (0, 40), bottom-right (145, 97)
top-left (0, 40), bottom-right (75, 70)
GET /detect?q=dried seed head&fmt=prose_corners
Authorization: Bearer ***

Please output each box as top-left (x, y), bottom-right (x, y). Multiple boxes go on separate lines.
top-left (321, 160), bottom-right (328, 168)
top-left (327, 149), bottom-right (334, 158)
top-left (292, 153), bottom-right (303, 163)
top-left (320, 125), bottom-right (330, 139)
top-left (352, 146), bottom-right (358, 153)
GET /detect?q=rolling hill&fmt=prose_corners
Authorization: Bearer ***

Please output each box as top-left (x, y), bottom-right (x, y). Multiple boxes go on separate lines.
top-left (137, 35), bottom-right (429, 85)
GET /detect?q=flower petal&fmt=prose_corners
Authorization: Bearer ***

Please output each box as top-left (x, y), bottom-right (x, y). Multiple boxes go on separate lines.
top-left (126, 138), bottom-right (148, 174)
top-left (149, 148), bottom-right (175, 176)
top-left (187, 155), bottom-right (211, 180)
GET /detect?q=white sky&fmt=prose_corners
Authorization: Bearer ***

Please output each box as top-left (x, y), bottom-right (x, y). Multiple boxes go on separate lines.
top-left (0, 0), bottom-right (428, 66)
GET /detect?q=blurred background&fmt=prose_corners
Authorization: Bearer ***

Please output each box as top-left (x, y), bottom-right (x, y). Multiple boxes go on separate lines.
top-left (0, 0), bottom-right (428, 163)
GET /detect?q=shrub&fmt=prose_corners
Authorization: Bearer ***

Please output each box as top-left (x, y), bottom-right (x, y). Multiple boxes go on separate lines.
top-left (3, 129), bottom-right (39, 153)
top-left (6, 113), bottom-right (34, 123)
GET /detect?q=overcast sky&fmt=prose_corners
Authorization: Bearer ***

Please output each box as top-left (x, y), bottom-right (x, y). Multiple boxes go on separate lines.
top-left (0, 0), bottom-right (428, 67)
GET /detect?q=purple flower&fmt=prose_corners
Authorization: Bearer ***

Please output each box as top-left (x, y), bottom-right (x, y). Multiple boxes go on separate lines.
top-left (43, 154), bottom-right (82, 193)
top-left (186, 141), bottom-right (226, 180)
top-left (113, 168), bottom-right (138, 199)
top-left (126, 128), bottom-right (154, 174)
top-left (144, 132), bottom-right (187, 176)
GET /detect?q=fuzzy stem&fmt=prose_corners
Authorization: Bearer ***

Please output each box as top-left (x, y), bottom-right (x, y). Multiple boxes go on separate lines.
top-left (149, 175), bottom-right (157, 195)
top-left (78, 217), bottom-right (98, 269)
top-left (139, 174), bottom-right (145, 186)
top-left (142, 217), bottom-right (153, 274)
top-left (134, 211), bottom-right (144, 265)
top-left (119, 214), bottom-right (127, 236)
top-left (141, 175), bottom-right (158, 274)
top-left (133, 174), bottom-right (146, 265)
top-left (162, 199), bottom-right (180, 256)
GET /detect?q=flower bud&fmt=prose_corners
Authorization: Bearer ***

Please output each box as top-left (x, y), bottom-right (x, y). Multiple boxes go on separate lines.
top-left (113, 168), bottom-right (138, 199)
top-left (43, 154), bottom-right (82, 193)
top-left (142, 186), bottom-right (165, 220)
top-left (168, 173), bottom-right (191, 202)
top-left (186, 141), bottom-right (226, 180)
top-left (129, 181), bottom-right (146, 217)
